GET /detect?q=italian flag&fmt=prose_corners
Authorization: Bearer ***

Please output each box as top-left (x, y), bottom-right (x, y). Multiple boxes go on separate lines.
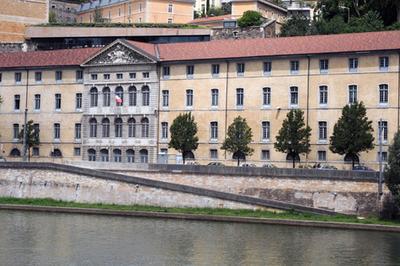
top-left (115, 95), bottom-right (123, 104)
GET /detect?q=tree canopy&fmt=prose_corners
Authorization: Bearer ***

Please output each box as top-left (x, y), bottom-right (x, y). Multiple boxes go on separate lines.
top-left (274, 109), bottom-right (311, 168)
top-left (237, 11), bottom-right (263, 27)
top-left (168, 113), bottom-right (199, 164)
top-left (18, 120), bottom-right (40, 162)
top-left (384, 131), bottom-right (400, 219)
top-left (329, 102), bottom-right (374, 167)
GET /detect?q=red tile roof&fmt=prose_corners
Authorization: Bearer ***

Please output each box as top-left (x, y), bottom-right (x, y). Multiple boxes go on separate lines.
top-left (189, 15), bottom-right (235, 24)
top-left (0, 48), bottom-right (101, 69)
top-left (126, 40), bottom-right (158, 59)
top-left (155, 31), bottom-right (400, 62)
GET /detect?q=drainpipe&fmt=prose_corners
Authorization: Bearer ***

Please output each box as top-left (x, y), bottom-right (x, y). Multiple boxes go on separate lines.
top-left (224, 60), bottom-right (229, 160)
top-left (22, 69), bottom-right (29, 162)
top-left (306, 56), bottom-right (311, 163)
top-left (156, 62), bottom-right (161, 163)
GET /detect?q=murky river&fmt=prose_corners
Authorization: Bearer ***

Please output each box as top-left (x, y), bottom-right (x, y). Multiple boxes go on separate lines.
top-left (0, 210), bottom-right (399, 265)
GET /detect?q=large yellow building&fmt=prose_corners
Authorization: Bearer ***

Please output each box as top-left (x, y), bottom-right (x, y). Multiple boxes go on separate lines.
top-left (77, 0), bottom-right (195, 24)
top-left (0, 31), bottom-right (399, 168)
top-left (0, 0), bottom-right (49, 43)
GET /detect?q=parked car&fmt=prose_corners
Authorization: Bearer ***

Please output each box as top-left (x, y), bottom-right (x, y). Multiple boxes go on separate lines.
top-left (0, 156), bottom-right (6, 162)
top-left (353, 165), bottom-right (375, 171)
top-left (240, 163), bottom-right (257, 168)
top-left (185, 161), bottom-right (199, 165)
top-left (318, 164), bottom-right (337, 170)
top-left (262, 163), bottom-right (277, 168)
top-left (208, 162), bottom-right (224, 166)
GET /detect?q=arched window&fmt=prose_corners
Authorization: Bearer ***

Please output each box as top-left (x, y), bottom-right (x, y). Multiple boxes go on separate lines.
top-left (102, 118), bottom-right (110, 138)
top-left (10, 148), bottom-right (21, 157)
top-left (90, 87), bottom-right (98, 107)
top-left (88, 149), bottom-right (96, 161)
top-left (128, 86), bottom-right (137, 106)
top-left (115, 86), bottom-right (124, 106)
top-left (103, 87), bottom-right (111, 107)
top-left (139, 149), bottom-right (148, 163)
top-left (51, 149), bottom-right (62, 157)
top-left (115, 118), bottom-right (123, 138)
top-left (126, 149), bottom-right (135, 163)
top-left (100, 149), bottom-right (109, 162)
top-left (141, 117), bottom-right (149, 138)
top-left (89, 118), bottom-right (97, 138)
top-left (128, 118), bottom-right (136, 137)
top-left (113, 149), bottom-right (122, 162)
top-left (142, 86), bottom-right (150, 106)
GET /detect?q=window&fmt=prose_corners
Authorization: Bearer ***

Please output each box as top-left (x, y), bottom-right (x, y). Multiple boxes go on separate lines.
top-left (167, 18), bottom-right (173, 24)
top-left (55, 70), bottom-right (62, 81)
top-left (129, 72), bottom-right (136, 79)
top-left (10, 148), bottom-right (21, 157)
top-left (320, 59), bottom-right (329, 73)
top-left (349, 58), bottom-right (358, 72)
top-left (100, 149), bottom-right (109, 162)
top-left (74, 147), bottom-right (81, 156)
top-left (88, 149), bottom-right (96, 161)
top-left (290, 60), bottom-right (299, 74)
top-left (127, 86), bottom-right (137, 106)
top-left (142, 86), bottom-right (150, 106)
top-left (348, 85), bottom-right (357, 104)
top-left (290, 86), bottom-right (298, 106)
top-left (143, 72), bottom-right (149, 78)
top-left (75, 123), bottom-right (81, 139)
top-left (378, 151), bottom-right (388, 162)
top-left (140, 149), bottom-right (148, 163)
top-left (379, 56), bottom-right (389, 71)
top-left (102, 118), bottom-right (110, 138)
top-left (15, 72), bottom-right (22, 83)
top-left (89, 118), bottom-right (97, 138)
top-left (76, 93), bottom-right (82, 109)
top-left (127, 149), bottom-right (135, 163)
top-left (263, 61), bottom-right (272, 75)
top-left (54, 123), bottom-right (61, 140)
top-left (211, 89), bottom-right (219, 107)
top-left (161, 122), bottom-right (168, 139)
top-left (115, 118), bottom-right (123, 138)
top-left (141, 118), bottom-right (149, 138)
top-left (34, 94), bottom-right (41, 110)
top-left (237, 63), bottom-right (245, 76)
top-left (236, 88), bottom-right (244, 107)
top-left (113, 149), bottom-right (122, 163)
top-left (55, 93), bottom-right (62, 110)
top-left (319, 86), bottom-right (328, 105)
top-left (263, 87), bottom-right (271, 106)
top-left (212, 64), bottom-right (220, 77)
top-left (379, 84), bottom-right (388, 104)
top-left (318, 121), bottom-right (327, 141)
top-left (378, 121), bottom-right (388, 142)
top-left (116, 73), bottom-right (123, 79)
top-left (33, 124), bottom-right (40, 139)
top-left (35, 72), bottom-right (42, 82)
top-left (76, 70), bottom-right (83, 81)
top-left (103, 87), bottom-right (110, 107)
top-left (162, 90), bottom-right (169, 107)
top-left (162, 66), bottom-right (170, 79)
top-left (90, 87), bottom-right (98, 107)
top-left (186, 89), bottom-right (193, 107)
top-left (168, 3), bottom-right (173, 12)
top-left (318, 151), bottom-right (327, 161)
top-left (103, 74), bottom-right (110, 80)
top-left (115, 86), bottom-right (124, 106)
top-left (91, 74), bottom-right (98, 80)
top-left (32, 147), bottom-right (40, 156)
top-left (14, 95), bottom-right (20, 110)
top-left (186, 65), bottom-right (194, 78)
top-left (210, 122), bottom-right (218, 140)
top-left (210, 149), bottom-right (218, 159)
top-left (261, 150), bottom-right (270, 160)
top-left (262, 121), bottom-right (270, 140)
top-left (13, 124), bottom-right (19, 139)
top-left (128, 118), bottom-right (136, 137)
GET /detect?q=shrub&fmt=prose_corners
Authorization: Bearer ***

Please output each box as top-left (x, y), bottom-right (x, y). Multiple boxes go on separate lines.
top-left (237, 11), bottom-right (263, 27)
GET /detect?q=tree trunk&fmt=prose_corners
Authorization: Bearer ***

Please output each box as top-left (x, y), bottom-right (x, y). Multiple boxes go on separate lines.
top-left (292, 157), bottom-right (295, 168)
top-left (352, 159), bottom-right (355, 169)
top-left (182, 152), bottom-right (185, 165)
top-left (237, 157), bottom-right (240, 166)
top-left (28, 148), bottom-right (30, 162)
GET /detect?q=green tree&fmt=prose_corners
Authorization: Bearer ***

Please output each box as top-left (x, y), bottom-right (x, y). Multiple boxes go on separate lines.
top-left (49, 10), bottom-right (57, 23)
top-left (237, 11), bottom-right (263, 27)
top-left (18, 120), bottom-right (40, 162)
top-left (93, 7), bottom-right (105, 23)
top-left (280, 15), bottom-right (312, 37)
top-left (169, 113), bottom-right (199, 164)
top-left (384, 131), bottom-right (400, 217)
top-left (221, 116), bottom-right (254, 166)
top-left (330, 102), bottom-right (374, 168)
top-left (275, 109), bottom-right (311, 168)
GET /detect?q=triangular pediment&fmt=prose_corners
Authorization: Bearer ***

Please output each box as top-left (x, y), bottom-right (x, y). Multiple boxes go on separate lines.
top-left (82, 40), bottom-right (156, 66)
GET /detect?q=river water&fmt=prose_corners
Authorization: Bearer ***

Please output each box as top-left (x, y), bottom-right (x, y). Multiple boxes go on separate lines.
top-left (0, 210), bottom-right (399, 266)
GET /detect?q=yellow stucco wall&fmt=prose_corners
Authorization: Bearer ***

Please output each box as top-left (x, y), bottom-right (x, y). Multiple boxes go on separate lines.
top-left (231, 2), bottom-right (258, 17)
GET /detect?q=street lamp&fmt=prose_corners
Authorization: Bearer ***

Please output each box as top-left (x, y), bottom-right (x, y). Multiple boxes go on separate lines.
top-left (378, 118), bottom-right (383, 200)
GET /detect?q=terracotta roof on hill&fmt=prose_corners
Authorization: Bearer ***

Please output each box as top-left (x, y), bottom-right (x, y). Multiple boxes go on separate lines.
top-left (0, 48), bottom-right (101, 69)
top-left (155, 31), bottom-right (400, 62)
top-left (189, 15), bottom-right (234, 24)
